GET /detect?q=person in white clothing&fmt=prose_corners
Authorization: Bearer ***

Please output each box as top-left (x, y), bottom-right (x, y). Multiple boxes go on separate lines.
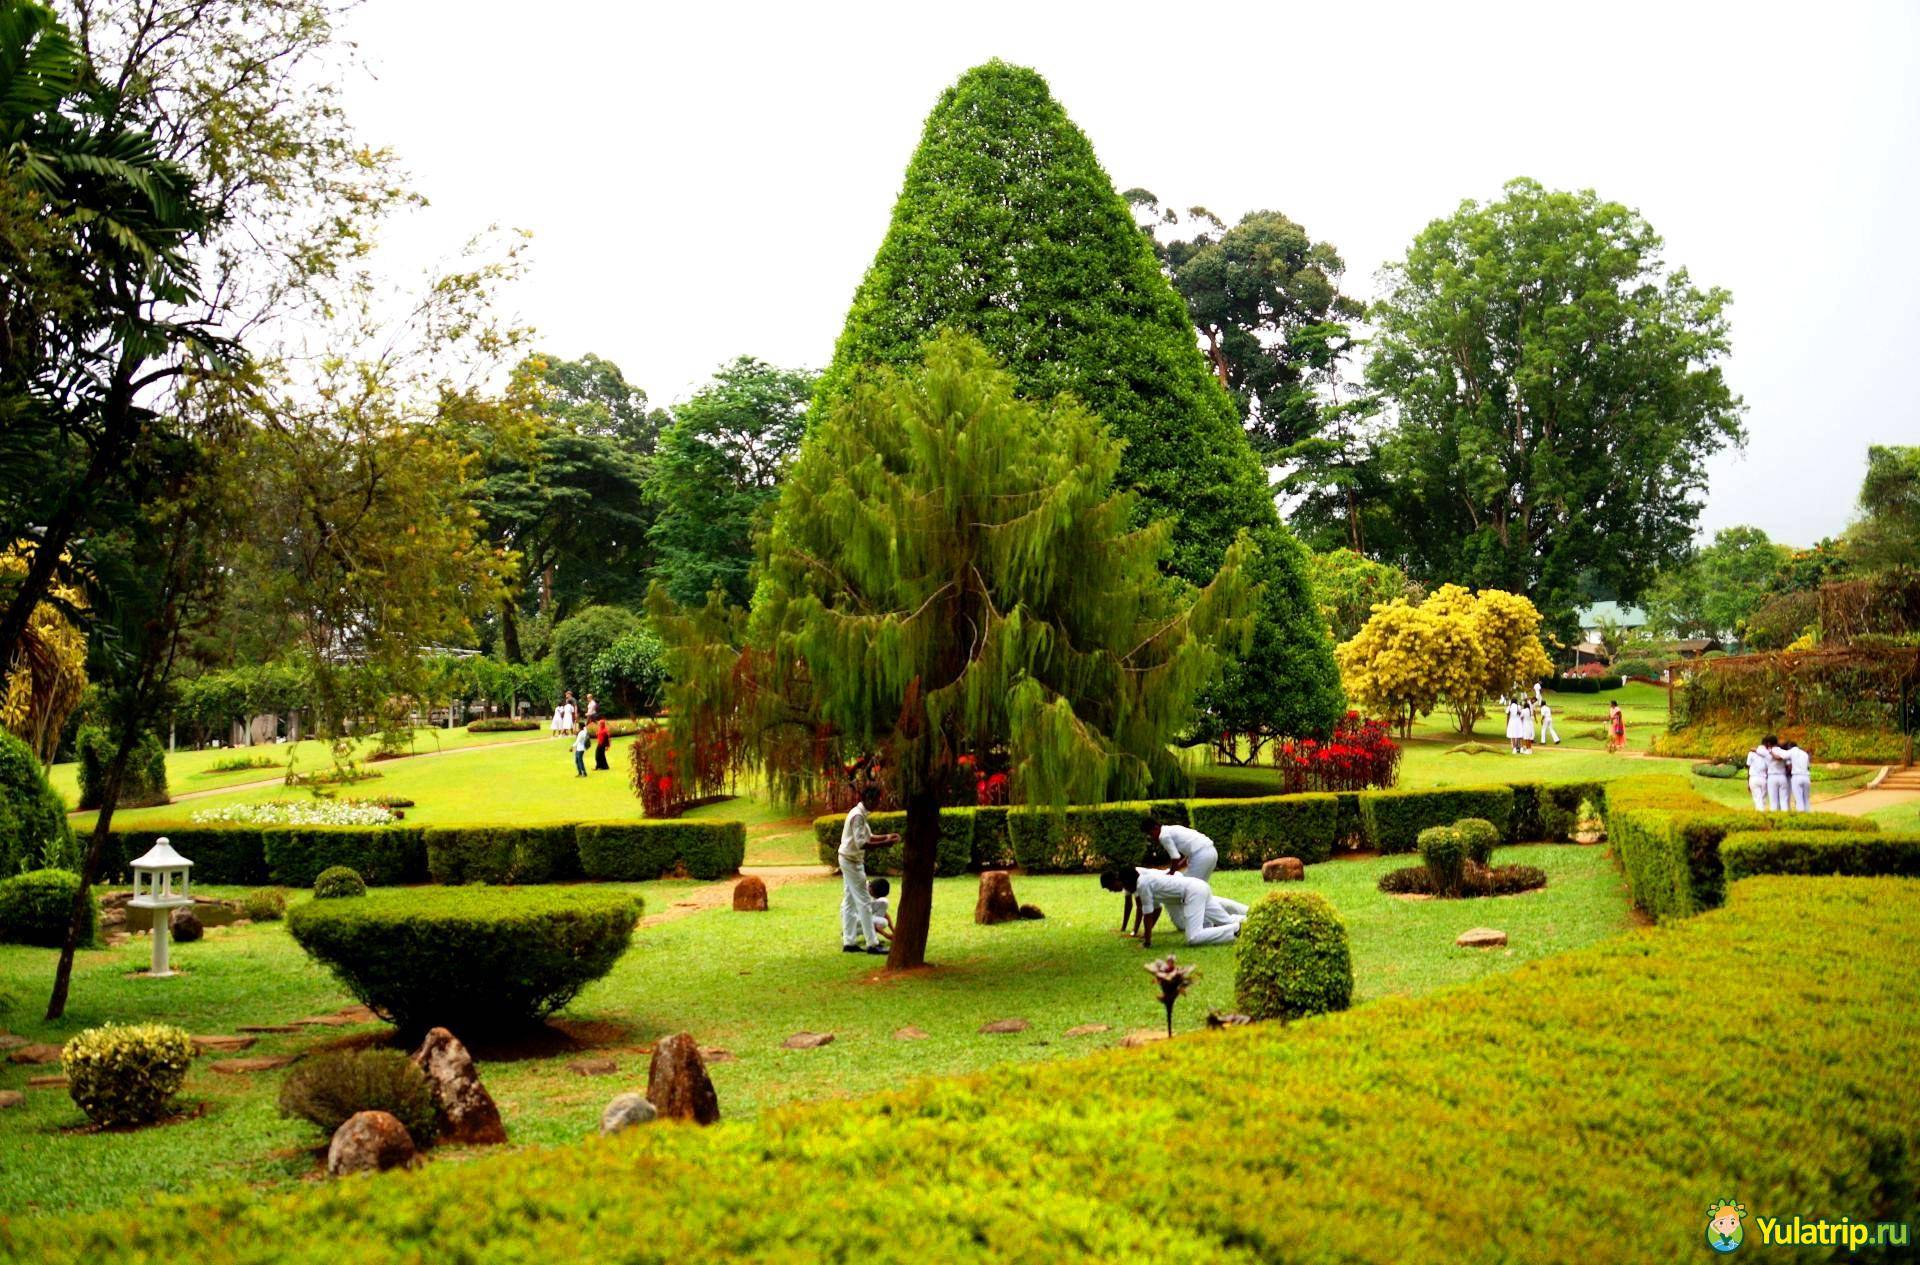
top-left (867, 878), bottom-right (894, 942)
top-left (1505, 700), bottom-right (1526, 755)
top-left (838, 787), bottom-right (897, 955)
top-left (1763, 734), bottom-right (1791, 812)
top-left (1781, 741), bottom-right (1813, 812)
top-left (1532, 680), bottom-right (1543, 706)
top-left (549, 705), bottom-right (566, 737)
top-left (1537, 700), bottom-right (1560, 745)
top-left (1142, 819), bottom-right (1218, 881)
top-left (1104, 866), bottom-right (1241, 948)
top-left (1519, 701), bottom-right (1535, 754)
top-left (1745, 740), bottom-right (1775, 811)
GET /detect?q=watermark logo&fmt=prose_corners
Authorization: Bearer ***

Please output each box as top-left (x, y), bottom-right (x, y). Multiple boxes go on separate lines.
top-left (1706, 1198), bottom-right (1747, 1254)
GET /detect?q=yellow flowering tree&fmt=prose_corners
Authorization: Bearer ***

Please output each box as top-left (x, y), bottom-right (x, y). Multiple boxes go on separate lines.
top-left (1336, 584), bottom-right (1552, 737)
top-left (0, 548), bottom-right (88, 764)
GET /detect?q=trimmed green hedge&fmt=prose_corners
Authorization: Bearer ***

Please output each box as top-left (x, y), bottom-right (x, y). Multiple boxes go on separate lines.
top-left (576, 821), bottom-right (744, 881)
top-left (18, 878), bottom-right (1919, 1262)
top-left (1722, 830), bottom-right (1920, 881)
top-left (1505, 781), bottom-right (1602, 844)
top-left (1604, 776), bottom-right (1871, 919)
top-left (262, 827), bottom-right (427, 888)
top-left (808, 811), bottom-right (972, 877)
top-left (287, 887), bottom-right (640, 1035)
top-left (426, 825), bottom-right (581, 885)
top-left (1187, 795), bottom-right (1338, 866)
top-left (98, 828), bottom-right (273, 886)
top-left (1358, 786), bottom-right (1514, 854)
top-left (0, 869), bottom-right (97, 948)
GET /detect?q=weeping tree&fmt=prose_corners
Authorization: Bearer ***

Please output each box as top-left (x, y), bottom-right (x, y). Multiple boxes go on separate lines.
top-left (653, 335), bottom-right (1253, 969)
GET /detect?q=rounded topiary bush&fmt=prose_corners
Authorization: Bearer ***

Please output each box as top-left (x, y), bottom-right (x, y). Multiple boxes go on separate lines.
top-left (62, 1022), bottom-right (195, 1126)
top-left (241, 887), bottom-right (289, 921)
top-left (0, 868), bottom-right (97, 948)
top-left (1418, 826), bottom-right (1466, 897)
top-left (1453, 817), bottom-right (1501, 866)
top-left (277, 1048), bottom-right (439, 1143)
top-left (1233, 890), bottom-right (1353, 1022)
top-left (287, 887), bottom-right (641, 1036)
top-left (0, 729), bottom-right (75, 875)
top-left (313, 866), bottom-right (367, 899)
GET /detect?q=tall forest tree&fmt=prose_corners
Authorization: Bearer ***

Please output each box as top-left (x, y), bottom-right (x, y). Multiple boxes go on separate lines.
top-left (1364, 178), bottom-right (1745, 624)
top-left (647, 356), bottom-right (816, 607)
top-left (1642, 526), bottom-right (1790, 640)
top-left (812, 60), bottom-right (1341, 745)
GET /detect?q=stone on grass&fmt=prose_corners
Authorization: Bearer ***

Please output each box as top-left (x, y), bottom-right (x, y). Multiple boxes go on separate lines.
top-left (648, 1032), bottom-right (720, 1124)
top-left (1262, 857), bottom-right (1305, 882)
top-left (0, 1033), bottom-right (26, 1051)
top-left (411, 1027), bottom-right (506, 1145)
top-left (1456, 927), bottom-right (1508, 949)
top-left (892, 1026), bottom-right (929, 1041)
top-left (782, 1031), bottom-right (835, 1050)
top-left (7, 1043), bottom-right (62, 1065)
top-left (701, 1047), bottom-right (737, 1064)
top-left (732, 875), bottom-right (769, 911)
top-left (974, 871), bottom-right (1020, 925)
top-left (1064, 1024), bottom-right (1110, 1037)
top-left (1016, 904), bottom-right (1045, 920)
top-left (327, 1110), bottom-right (415, 1176)
top-left (169, 908), bottom-right (204, 942)
top-left (236, 1024), bottom-right (300, 1034)
top-left (568, 1058), bottom-right (619, 1077)
top-left (1120, 1029), bottom-right (1169, 1048)
top-left (1206, 1011), bottom-right (1253, 1028)
top-left (600, 1092), bottom-right (657, 1135)
top-left (211, 1056), bottom-right (297, 1075)
top-left (26, 1074), bottom-right (66, 1088)
top-left (0, 1090), bottom-right (21, 1109)
top-left (978, 1018), bottom-right (1030, 1035)
top-left (191, 1034), bottom-right (256, 1054)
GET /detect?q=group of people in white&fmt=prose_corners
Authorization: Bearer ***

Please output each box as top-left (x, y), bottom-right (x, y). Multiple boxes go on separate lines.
top-left (1100, 819), bottom-right (1245, 947)
top-left (548, 691), bottom-right (597, 737)
top-left (1502, 681), bottom-right (1561, 755)
top-left (1746, 735), bottom-right (1814, 812)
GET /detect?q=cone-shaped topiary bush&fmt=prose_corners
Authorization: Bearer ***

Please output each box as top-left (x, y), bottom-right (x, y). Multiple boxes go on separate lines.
top-left (312, 866), bottom-right (366, 899)
top-left (1233, 889), bottom-right (1353, 1020)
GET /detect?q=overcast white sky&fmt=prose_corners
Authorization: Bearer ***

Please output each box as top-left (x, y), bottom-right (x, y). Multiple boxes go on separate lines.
top-left (341, 0), bottom-right (1919, 549)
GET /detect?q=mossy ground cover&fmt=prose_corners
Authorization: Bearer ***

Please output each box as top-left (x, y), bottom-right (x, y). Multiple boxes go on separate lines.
top-left (0, 846), bottom-right (1627, 1218)
top-left (5, 876), bottom-right (1911, 1263)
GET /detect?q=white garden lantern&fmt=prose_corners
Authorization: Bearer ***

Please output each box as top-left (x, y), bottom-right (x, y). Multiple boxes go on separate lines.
top-left (128, 838), bottom-right (194, 978)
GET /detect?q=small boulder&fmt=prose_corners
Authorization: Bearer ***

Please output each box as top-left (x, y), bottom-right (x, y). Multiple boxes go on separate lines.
top-left (1262, 857), bottom-right (1305, 882)
top-left (974, 871), bottom-right (1020, 925)
top-left (732, 875), bottom-right (769, 912)
top-left (600, 1092), bottom-right (657, 1135)
top-left (568, 1058), bottom-right (619, 1077)
top-left (1206, 1011), bottom-right (1253, 1028)
top-left (0, 1090), bottom-right (22, 1109)
top-left (1016, 903), bottom-right (1045, 920)
top-left (191, 1034), bottom-right (256, 1054)
top-left (978, 1018), bottom-right (1030, 1035)
top-left (1120, 1029), bottom-right (1169, 1048)
top-left (701, 1047), bottom-right (736, 1064)
top-left (26, 1075), bottom-right (66, 1088)
top-left (326, 1110), bottom-right (415, 1176)
top-left (7, 1043), bottom-right (62, 1065)
top-left (1063, 1024), bottom-right (1110, 1038)
top-left (0, 1033), bottom-right (25, 1051)
top-left (411, 1027), bottom-right (506, 1145)
top-left (1456, 927), bottom-right (1508, 949)
top-left (781, 1031), bottom-right (835, 1050)
top-left (892, 1026), bottom-right (929, 1041)
top-left (169, 908), bottom-right (204, 942)
top-left (648, 1032), bottom-right (721, 1124)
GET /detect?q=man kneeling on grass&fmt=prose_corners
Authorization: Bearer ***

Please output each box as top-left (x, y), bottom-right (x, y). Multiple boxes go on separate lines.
top-left (1099, 864), bottom-right (1245, 949)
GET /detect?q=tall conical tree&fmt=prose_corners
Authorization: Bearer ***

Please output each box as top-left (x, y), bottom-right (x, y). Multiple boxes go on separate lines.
top-left (817, 60), bottom-right (1341, 739)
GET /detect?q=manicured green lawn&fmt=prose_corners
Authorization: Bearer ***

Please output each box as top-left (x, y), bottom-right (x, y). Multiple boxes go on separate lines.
top-left (0, 844), bottom-right (1628, 1218)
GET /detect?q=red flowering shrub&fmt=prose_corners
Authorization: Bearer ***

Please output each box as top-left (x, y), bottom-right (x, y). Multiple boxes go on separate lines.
top-left (1273, 713), bottom-right (1400, 794)
top-left (630, 727), bottom-right (731, 818)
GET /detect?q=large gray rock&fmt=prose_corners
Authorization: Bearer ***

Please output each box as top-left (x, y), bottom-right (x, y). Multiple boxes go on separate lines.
top-left (411, 1027), bottom-right (506, 1145)
top-left (600, 1092), bottom-right (658, 1135)
top-left (326, 1110), bottom-right (415, 1175)
top-left (647, 1032), bottom-right (720, 1124)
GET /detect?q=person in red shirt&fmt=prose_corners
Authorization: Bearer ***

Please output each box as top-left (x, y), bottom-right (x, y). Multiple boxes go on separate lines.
top-left (593, 717), bottom-right (611, 771)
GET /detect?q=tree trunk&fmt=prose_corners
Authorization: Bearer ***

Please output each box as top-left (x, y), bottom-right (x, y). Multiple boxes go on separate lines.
top-left (46, 733), bottom-right (136, 1019)
top-left (500, 598), bottom-right (522, 664)
top-left (886, 789), bottom-right (941, 970)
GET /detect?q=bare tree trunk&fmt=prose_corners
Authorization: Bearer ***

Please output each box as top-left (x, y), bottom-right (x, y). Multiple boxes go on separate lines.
top-left (46, 735), bottom-right (135, 1019)
top-left (886, 789), bottom-right (941, 970)
top-left (500, 598), bottom-right (522, 664)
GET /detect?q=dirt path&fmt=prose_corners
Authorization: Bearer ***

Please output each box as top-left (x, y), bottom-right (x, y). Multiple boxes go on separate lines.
top-left (638, 865), bottom-right (833, 928)
top-left (1813, 767), bottom-right (1920, 817)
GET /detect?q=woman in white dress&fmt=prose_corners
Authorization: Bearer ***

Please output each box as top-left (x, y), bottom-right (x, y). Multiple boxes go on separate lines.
top-left (1505, 699), bottom-right (1525, 755)
top-left (550, 704), bottom-right (567, 737)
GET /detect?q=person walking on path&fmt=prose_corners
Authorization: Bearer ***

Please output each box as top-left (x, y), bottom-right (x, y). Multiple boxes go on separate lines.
top-left (571, 723), bottom-right (591, 777)
top-left (593, 716), bottom-right (611, 771)
top-left (1141, 819), bottom-right (1219, 881)
top-left (1607, 701), bottom-right (1626, 754)
top-left (1537, 698), bottom-right (1561, 745)
top-left (839, 787), bottom-right (898, 955)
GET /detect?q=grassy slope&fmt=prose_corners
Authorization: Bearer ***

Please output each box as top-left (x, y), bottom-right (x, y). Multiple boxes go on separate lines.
top-left (0, 845), bottom-right (1627, 1218)
top-left (8, 876), bottom-right (1912, 1264)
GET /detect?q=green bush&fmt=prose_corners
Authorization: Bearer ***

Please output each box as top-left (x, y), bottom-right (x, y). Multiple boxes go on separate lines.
top-left (1358, 786), bottom-right (1514, 853)
top-left (809, 810), bottom-right (973, 877)
top-left (1611, 660), bottom-right (1659, 680)
top-left (1379, 861), bottom-right (1547, 897)
top-left (312, 866), bottom-right (366, 899)
top-left (970, 806), bottom-right (1016, 870)
top-left (1417, 827), bottom-right (1465, 897)
top-left (75, 725), bottom-right (169, 811)
top-left (0, 729), bottom-right (75, 874)
top-left (14, 879), bottom-right (1920, 1263)
top-left (278, 1049), bottom-right (440, 1144)
top-left (1186, 795), bottom-right (1338, 866)
top-left (240, 888), bottom-right (288, 921)
top-left (1721, 830), bottom-right (1920, 881)
top-left (1232, 890), bottom-right (1353, 1021)
top-left (103, 829), bottom-right (270, 885)
top-left (1546, 674), bottom-right (1625, 692)
top-left (466, 718), bottom-right (538, 733)
top-left (1009, 802), bottom-right (1188, 873)
top-left (287, 887), bottom-right (640, 1036)
top-left (589, 630), bottom-right (667, 717)
top-left (1453, 818), bottom-right (1501, 865)
top-left (1604, 776), bottom-right (1871, 918)
top-left (577, 820), bottom-right (744, 881)
top-left (263, 826), bottom-right (426, 887)
top-left (1504, 781), bottom-right (1601, 843)
top-left (61, 1023), bottom-right (194, 1126)
top-left (426, 825), bottom-right (581, 885)
top-left (0, 869), bottom-right (96, 948)
top-left (552, 605), bottom-right (643, 699)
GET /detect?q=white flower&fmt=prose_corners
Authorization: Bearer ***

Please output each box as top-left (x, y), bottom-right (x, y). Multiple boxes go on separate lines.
top-left (190, 799), bottom-right (395, 827)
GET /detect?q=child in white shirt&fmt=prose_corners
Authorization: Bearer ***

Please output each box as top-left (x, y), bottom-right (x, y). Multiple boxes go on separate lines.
top-left (868, 878), bottom-right (894, 942)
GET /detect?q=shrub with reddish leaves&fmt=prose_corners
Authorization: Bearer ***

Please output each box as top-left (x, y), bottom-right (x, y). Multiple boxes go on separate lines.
top-left (1273, 713), bottom-right (1400, 794)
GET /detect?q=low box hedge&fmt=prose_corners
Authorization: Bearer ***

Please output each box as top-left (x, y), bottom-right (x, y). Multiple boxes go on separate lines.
top-left (1357, 786), bottom-right (1514, 854)
top-left (425, 825), bottom-right (582, 885)
top-left (287, 887), bottom-right (640, 1036)
top-left (262, 826), bottom-right (427, 887)
top-left (100, 828), bottom-right (272, 886)
top-left (20, 877), bottom-right (1919, 1263)
top-left (1009, 801), bottom-right (1188, 874)
top-left (1721, 829), bottom-right (1920, 881)
top-left (1186, 794), bottom-right (1338, 866)
top-left (576, 820), bottom-right (744, 881)
top-left (1505, 781), bottom-right (1603, 844)
top-left (1604, 776), bottom-right (1871, 919)
top-left (809, 810), bottom-right (972, 877)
